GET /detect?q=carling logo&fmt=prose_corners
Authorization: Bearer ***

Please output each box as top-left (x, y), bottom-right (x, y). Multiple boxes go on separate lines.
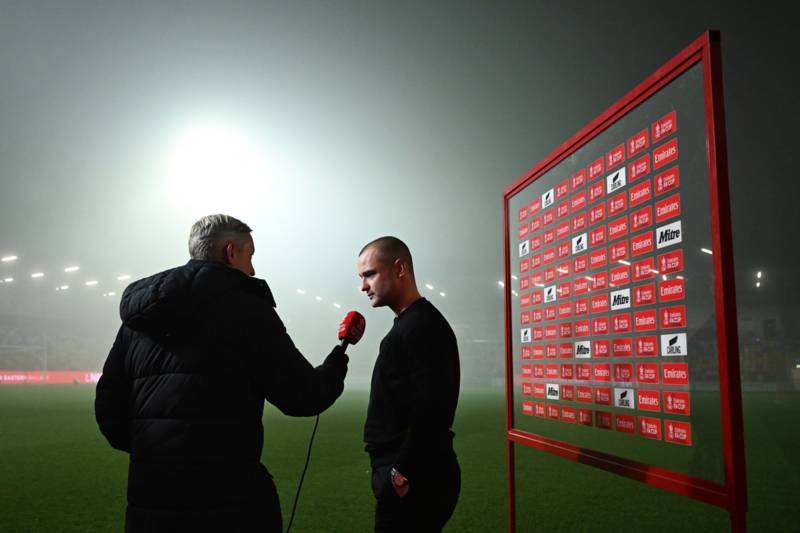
top-left (572, 232), bottom-right (588, 254)
top-left (546, 383), bottom-right (560, 400)
top-left (520, 328), bottom-right (531, 343)
top-left (542, 188), bottom-right (555, 208)
top-left (661, 333), bottom-right (687, 356)
top-left (544, 285), bottom-right (557, 303)
top-left (574, 340), bottom-right (592, 359)
top-left (610, 288), bottom-right (631, 310)
top-left (606, 167), bottom-right (627, 194)
top-left (614, 388), bottom-right (634, 409)
top-left (656, 220), bottom-right (682, 249)
top-left (518, 240), bottom-right (530, 257)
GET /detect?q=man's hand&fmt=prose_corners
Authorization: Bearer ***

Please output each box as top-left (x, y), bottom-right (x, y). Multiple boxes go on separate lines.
top-left (390, 467), bottom-right (409, 498)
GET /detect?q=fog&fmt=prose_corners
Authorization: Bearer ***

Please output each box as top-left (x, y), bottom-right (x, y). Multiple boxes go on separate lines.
top-left (1, 1), bottom-right (797, 390)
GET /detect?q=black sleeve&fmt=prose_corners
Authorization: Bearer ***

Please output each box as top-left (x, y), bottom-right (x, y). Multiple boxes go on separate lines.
top-left (245, 306), bottom-right (349, 417)
top-left (95, 326), bottom-right (132, 453)
top-left (393, 324), bottom-right (441, 479)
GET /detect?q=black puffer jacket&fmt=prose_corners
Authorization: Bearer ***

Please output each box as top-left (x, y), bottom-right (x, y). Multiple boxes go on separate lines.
top-left (95, 259), bottom-right (348, 528)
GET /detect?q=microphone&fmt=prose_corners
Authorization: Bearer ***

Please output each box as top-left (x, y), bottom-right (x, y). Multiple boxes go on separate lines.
top-left (338, 311), bottom-right (366, 348)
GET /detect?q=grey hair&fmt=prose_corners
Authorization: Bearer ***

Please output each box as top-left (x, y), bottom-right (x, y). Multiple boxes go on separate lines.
top-left (188, 214), bottom-right (253, 261)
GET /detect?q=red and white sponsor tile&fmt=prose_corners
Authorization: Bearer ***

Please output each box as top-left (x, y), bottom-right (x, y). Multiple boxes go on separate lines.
top-left (593, 363), bottom-right (611, 382)
top-left (571, 190), bottom-right (587, 213)
top-left (637, 363), bottom-right (660, 384)
top-left (558, 241), bottom-right (570, 259)
top-left (610, 264), bottom-right (630, 287)
top-left (532, 327), bottom-right (543, 341)
top-left (543, 247), bottom-right (556, 264)
top-left (665, 420), bottom-right (692, 446)
top-left (596, 410), bottom-right (613, 430)
top-left (610, 240), bottom-right (628, 262)
top-left (589, 202), bottom-right (606, 224)
top-left (522, 364), bottom-right (532, 378)
top-left (532, 271), bottom-right (543, 286)
top-left (561, 384), bottom-right (575, 401)
top-left (652, 110), bottom-right (677, 142)
top-left (664, 391), bottom-right (691, 415)
top-left (594, 386), bottom-right (612, 405)
top-left (522, 400), bottom-right (534, 415)
top-left (547, 404), bottom-right (560, 420)
top-left (612, 337), bottom-right (632, 357)
top-left (574, 319), bottom-right (590, 337)
top-left (530, 198), bottom-right (542, 215)
top-left (576, 365), bottom-right (592, 382)
top-left (571, 212), bottom-right (587, 233)
top-left (522, 382), bottom-right (533, 396)
top-left (629, 179), bottom-right (652, 207)
top-left (634, 309), bottom-right (657, 331)
top-left (557, 281), bottom-right (571, 299)
top-left (632, 257), bottom-right (656, 282)
top-left (588, 180), bottom-right (605, 204)
top-left (606, 144), bottom-right (625, 170)
top-left (577, 385), bottom-right (592, 402)
top-left (590, 247), bottom-right (608, 270)
top-left (559, 343), bottom-right (573, 358)
top-left (533, 364), bottom-right (544, 379)
top-left (578, 408), bottom-right (593, 426)
top-left (544, 324), bottom-right (558, 340)
top-left (638, 416), bottom-right (662, 440)
top-left (546, 364), bottom-right (559, 378)
top-left (546, 344), bottom-right (558, 358)
top-left (574, 298), bottom-right (589, 315)
top-left (543, 227), bottom-right (555, 246)
top-left (544, 267), bottom-right (557, 284)
top-left (573, 276), bottom-right (589, 295)
top-left (635, 335), bottom-right (658, 357)
top-left (614, 363), bottom-right (633, 383)
top-left (522, 345), bottom-right (533, 359)
top-left (591, 293), bottom-right (609, 313)
top-left (591, 271), bottom-right (609, 291)
top-left (590, 225), bottom-right (606, 247)
top-left (518, 205), bottom-right (529, 221)
top-left (573, 254), bottom-right (588, 274)
top-left (631, 231), bottom-right (654, 256)
top-left (532, 344), bottom-right (545, 359)
top-left (608, 192), bottom-right (627, 216)
top-left (530, 234), bottom-right (542, 251)
top-left (560, 364), bottom-right (574, 380)
top-left (519, 258), bottom-right (530, 274)
top-left (615, 413), bottom-right (636, 434)
top-left (637, 389), bottom-right (661, 412)
top-left (592, 316), bottom-right (609, 336)
top-left (653, 138), bottom-right (678, 169)
top-left (561, 406), bottom-right (577, 424)
top-left (628, 154), bottom-right (651, 182)
top-left (559, 322), bottom-right (573, 339)
top-left (662, 362), bottom-right (689, 385)
top-left (608, 216), bottom-right (628, 240)
top-left (660, 305), bottom-right (687, 328)
top-left (520, 311), bottom-right (531, 325)
top-left (659, 278), bottom-right (685, 302)
top-left (558, 301), bottom-right (572, 319)
top-left (556, 179), bottom-right (569, 199)
top-left (658, 249), bottom-right (684, 274)
top-left (556, 221), bottom-right (571, 241)
top-left (530, 215), bottom-right (542, 233)
top-left (594, 340), bottom-right (610, 357)
top-left (542, 208), bottom-right (554, 226)
top-left (519, 276), bottom-right (530, 291)
top-left (520, 293), bottom-right (531, 308)
top-left (534, 402), bottom-right (546, 417)
top-left (531, 290), bottom-right (543, 305)
top-left (572, 169), bottom-right (586, 190)
top-left (612, 313), bottom-right (632, 333)
top-left (588, 157), bottom-right (604, 181)
top-left (633, 283), bottom-right (656, 306)
top-left (630, 205), bottom-right (652, 232)
top-left (519, 224), bottom-right (530, 240)
top-left (655, 193), bottom-right (681, 223)
top-left (556, 200), bottom-right (569, 220)
top-left (627, 128), bottom-right (649, 158)
top-left (654, 166), bottom-right (680, 196)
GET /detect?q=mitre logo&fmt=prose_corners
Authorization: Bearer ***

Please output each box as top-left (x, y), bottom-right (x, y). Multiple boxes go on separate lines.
top-left (574, 340), bottom-right (592, 359)
top-left (656, 220), bottom-right (682, 249)
top-left (546, 383), bottom-right (560, 400)
top-left (610, 289), bottom-right (631, 310)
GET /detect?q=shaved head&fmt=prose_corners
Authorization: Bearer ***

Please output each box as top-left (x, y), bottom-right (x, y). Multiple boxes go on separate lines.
top-left (359, 236), bottom-right (415, 280)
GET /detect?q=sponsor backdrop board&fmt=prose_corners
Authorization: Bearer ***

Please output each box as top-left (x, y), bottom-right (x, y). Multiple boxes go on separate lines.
top-left (502, 32), bottom-right (746, 531)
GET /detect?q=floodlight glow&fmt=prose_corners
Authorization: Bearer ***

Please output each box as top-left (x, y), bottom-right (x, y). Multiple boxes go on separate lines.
top-left (108, 292), bottom-right (117, 296)
top-left (498, 281), bottom-right (505, 288)
top-left (756, 282), bottom-right (761, 288)
top-left (662, 275), bottom-right (668, 281)
top-left (85, 280), bottom-right (98, 286)
top-left (534, 283), bottom-right (544, 287)
top-left (1, 255), bottom-right (17, 262)
top-left (60, 285), bottom-right (69, 290)
top-left (676, 275), bottom-right (684, 280)
top-left (31, 272), bottom-right (44, 278)
top-left (439, 292), bottom-right (446, 297)
top-left (315, 296), bottom-right (322, 301)
top-left (511, 275), bottom-right (518, 280)
top-left (425, 283), bottom-right (434, 290)
top-left (117, 275), bottom-right (131, 281)
top-left (757, 271), bottom-right (762, 279)
top-left (617, 260), bottom-right (630, 266)
top-left (3, 278), bottom-right (12, 282)
top-left (333, 303), bottom-right (341, 309)
top-left (701, 248), bottom-right (713, 255)
top-left (512, 291), bottom-right (519, 297)
top-left (296, 288), bottom-right (305, 295)
top-left (64, 266), bottom-right (80, 273)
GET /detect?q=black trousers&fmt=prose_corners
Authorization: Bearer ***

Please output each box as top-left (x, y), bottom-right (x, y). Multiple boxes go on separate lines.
top-left (371, 455), bottom-right (461, 533)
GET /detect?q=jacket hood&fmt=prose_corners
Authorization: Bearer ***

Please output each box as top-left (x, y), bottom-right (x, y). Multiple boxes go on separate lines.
top-left (120, 260), bottom-right (275, 335)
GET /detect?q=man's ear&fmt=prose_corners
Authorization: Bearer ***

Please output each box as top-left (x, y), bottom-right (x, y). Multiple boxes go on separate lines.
top-left (394, 258), bottom-right (407, 279)
top-left (223, 242), bottom-right (235, 264)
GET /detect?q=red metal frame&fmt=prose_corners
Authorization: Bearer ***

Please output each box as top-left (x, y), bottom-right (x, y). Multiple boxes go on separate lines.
top-left (502, 31), bottom-right (746, 532)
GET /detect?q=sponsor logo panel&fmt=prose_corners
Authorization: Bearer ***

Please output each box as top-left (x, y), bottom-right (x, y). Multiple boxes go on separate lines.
top-left (574, 298), bottom-right (589, 315)
top-left (547, 404), bottom-right (560, 420)
top-left (556, 200), bottom-right (569, 220)
top-left (664, 391), bottom-right (691, 415)
top-left (561, 384), bottom-right (575, 401)
top-left (655, 166), bottom-right (680, 196)
top-left (637, 389), bottom-right (661, 412)
top-left (556, 179), bottom-right (569, 199)
top-left (542, 188), bottom-right (555, 209)
top-left (614, 387), bottom-right (634, 408)
top-left (534, 402), bottom-right (546, 417)
top-left (633, 283), bottom-right (656, 306)
top-left (531, 253), bottom-right (542, 269)
top-left (546, 364), bottom-right (559, 379)
top-left (522, 382), bottom-right (533, 396)
top-left (521, 345), bottom-right (532, 359)
top-left (556, 221), bottom-right (570, 240)
top-left (589, 181), bottom-right (605, 204)
top-left (630, 205), bottom-right (652, 231)
top-left (615, 413), bottom-right (636, 434)
top-left (590, 225), bottom-right (607, 247)
top-left (578, 408), bottom-right (593, 425)
top-left (546, 344), bottom-right (558, 358)
top-left (590, 247), bottom-right (608, 270)
top-left (629, 179), bottom-right (652, 207)
top-left (561, 406), bottom-right (577, 423)
top-left (606, 144), bottom-right (625, 170)
top-left (588, 157), bottom-right (604, 180)
top-left (662, 363), bottom-right (690, 385)
top-left (571, 190), bottom-right (587, 212)
top-left (610, 240), bottom-right (628, 262)
top-left (638, 416), bottom-right (662, 440)
top-left (665, 420), bottom-right (692, 445)
top-left (520, 328), bottom-right (531, 343)
top-left (594, 340), bottom-right (610, 358)
top-left (574, 340), bottom-right (592, 359)
top-left (658, 249), bottom-right (684, 274)
top-left (656, 220), bottom-right (682, 249)
top-left (612, 313), bottom-right (632, 333)
top-left (571, 212), bottom-right (587, 233)
top-left (637, 363), bottom-right (660, 384)
top-left (631, 231), bottom-right (654, 256)
top-left (594, 386), bottom-right (611, 405)
top-left (574, 319), bottom-right (590, 337)
top-left (592, 316), bottom-right (609, 336)
top-left (632, 257), bottom-right (656, 282)
top-left (627, 128), bottom-right (649, 158)
top-left (628, 154), bottom-right (650, 182)
top-left (557, 281), bottom-right (571, 299)
top-left (573, 275), bottom-right (589, 294)
top-left (660, 305), bottom-right (687, 329)
top-left (571, 169), bottom-right (586, 190)
top-left (519, 258), bottom-right (530, 274)
top-left (576, 385), bottom-right (592, 402)
top-left (612, 337), bottom-right (632, 357)
top-left (559, 322), bottom-right (573, 339)
top-left (519, 276), bottom-right (530, 291)
top-left (572, 233), bottom-right (588, 254)
top-left (530, 198), bottom-right (542, 214)
top-left (608, 192), bottom-right (627, 216)
top-left (519, 224), bottom-right (529, 239)
top-left (558, 301), bottom-right (572, 319)
top-left (653, 138), bottom-right (678, 169)
top-left (660, 278), bottom-right (685, 302)
top-left (560, 364), bottom-right (574, 379)
top-left (519, 240), bottom-right (530, 257)
top-left (518, 205), bottom-right (528, 221)
top-left (589, 201), bottom-right (606, 223)
top-left (610, 288), bottom-right (631, 310)
top-left (522, 400), bottom-right (534, 415)
top-left (655, 193), bottom-right (681, 223)
top-left (634, 309), bottom-right (658, 331)
top-left (614, 364), bottom-right (633, 383)
top-left (542, 209), bottom-right (554, 226)
top-left (591, 293), bottom-right (609, 314)
top-left (610, 264), bottom-right (630, 287)
top-left (593, 363), bottom-right (611, 382)
top-left (522, 364), bottom-right (532, 378)
top-left (661, 333), bottom-right (688, 356)
top-left (530, 215), bottom-right (542, 232)
top-left (606, 167), bottom-right (627, 194)
top-left (635, 336), bottom-right (658, 357)
top-left (559, 343), bottom-right (573, 358)
top-left (596, 410), bottom-right (613, 430)
top-left (652, 110), bottom-right (677, 142)
top-left (591, 271), bottom-right (609, 291)
top-left (608, 216), bottom-right (628, 240)
top-left (546, 383), bottom-right (560, 400)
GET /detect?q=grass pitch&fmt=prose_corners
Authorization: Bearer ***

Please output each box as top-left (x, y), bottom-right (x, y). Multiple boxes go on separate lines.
top-left (0, 386), bottom-right (797, 532)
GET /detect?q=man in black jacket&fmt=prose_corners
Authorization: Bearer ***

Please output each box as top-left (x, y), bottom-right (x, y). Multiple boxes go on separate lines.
top-left (95, 214), bottom-right (349, 533)
top-left (357, 236), bottom-right (460, 532)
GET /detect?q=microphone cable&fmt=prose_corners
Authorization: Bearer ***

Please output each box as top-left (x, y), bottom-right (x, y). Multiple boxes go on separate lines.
top-left (285, 413), bottom-right (320, 533)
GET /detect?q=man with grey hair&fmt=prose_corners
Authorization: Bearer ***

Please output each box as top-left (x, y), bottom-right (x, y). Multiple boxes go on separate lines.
top-left (96, 214), bottom-right (349, 533)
